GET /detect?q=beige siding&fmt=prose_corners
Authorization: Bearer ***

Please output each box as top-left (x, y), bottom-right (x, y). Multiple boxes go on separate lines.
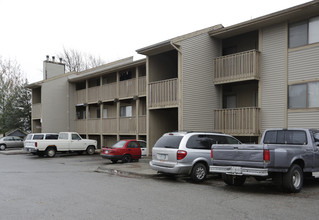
top-left (181, 33), bottom-right (220, 131)
top-left (288, 46), bottom-right (319, 82)
top-left (261, 23), bottom-right (287, 130)
top-left (288, 111), bottom-right (319, 128)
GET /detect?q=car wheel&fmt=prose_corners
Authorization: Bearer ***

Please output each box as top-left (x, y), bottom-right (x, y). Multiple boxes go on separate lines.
top-left (0, 144), bottom-right (6, 151)
top-left (46, 147), bottom-right (56, 158)
top-left (283, 164), bottom-right (303, 193)
top-left (222, 174), bottom-right (246, 186)
top-left (191, 163), bottom-right (207, 183)
top-left (86, 146), bottom-right (95, 155)
top-left (122, 154), bottom-right (132, 163)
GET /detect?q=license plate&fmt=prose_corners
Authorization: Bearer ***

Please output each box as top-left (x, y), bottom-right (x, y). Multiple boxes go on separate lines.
top-left (231, 166), bottom-right (242, 174)
top-left (157, 154), bottom-right (167, 160)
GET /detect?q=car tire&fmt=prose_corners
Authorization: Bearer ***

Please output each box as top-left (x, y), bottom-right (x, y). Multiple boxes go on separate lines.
top-left (86, 146), bottom-right (95, 155)
top-left (0, 144), bottom-right (6, 151)
top-left (191, 163), bottom-right (207, 183)
top-left (46, 147), bottom-right (56, 158)
top-left (122, 154), bottom-right (132, 163)
top-left (283, 164), bottom-right (303, 193)
top-left (222, 174), bottom-right (246, 186)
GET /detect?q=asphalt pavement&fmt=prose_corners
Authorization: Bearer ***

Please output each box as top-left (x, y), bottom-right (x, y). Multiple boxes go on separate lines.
top-left (0, 149), bottom-right (157, 177)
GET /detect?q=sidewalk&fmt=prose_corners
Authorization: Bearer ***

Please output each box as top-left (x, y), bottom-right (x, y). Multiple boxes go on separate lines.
top-left (96, 156), bottom-right (157, 177)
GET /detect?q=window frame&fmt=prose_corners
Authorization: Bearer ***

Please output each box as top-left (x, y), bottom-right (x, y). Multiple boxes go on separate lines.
top-left (288, 81), bottom-right (319, 109)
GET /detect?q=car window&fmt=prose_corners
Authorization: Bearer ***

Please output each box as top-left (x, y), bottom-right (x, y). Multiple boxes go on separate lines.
top-left (154, 135), bottom-right (183, 149)
top-left (263, 131), bottom-right (277, 144)
top-left (127, 141), bottom-right (138, 148)
top-left (72, 134), bottom-right (82, 140)
top-left (58, 133), bottom-right (69, 140)
top-left (186, 135), bottom-right (212, 149)
top-left (25, 135), bottom-right (33, 140)
top-left (112, 140), bottom-right (126, 148)
top-left (225, 136), bottom-right (241, 144)
top-left (33, 134), bottom-right (44, 140)
top-left (13, 137), bottom-right (23, 141)
top-left (263, 130), bottom-right (307, 145)
top-left (138, 141), bottom-right (146, 148)
top-left (286, 130), bottom-right (307, 145)
top-left (45, 134), bottom-right (59, 140)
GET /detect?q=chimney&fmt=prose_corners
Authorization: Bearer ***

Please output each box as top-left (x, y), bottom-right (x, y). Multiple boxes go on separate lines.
top-left (46, 55), bottom-right (49, 61)
top-left (52, 56), bottom-right (55, 62)
top-left (59, 58), bottom-right (62, 63)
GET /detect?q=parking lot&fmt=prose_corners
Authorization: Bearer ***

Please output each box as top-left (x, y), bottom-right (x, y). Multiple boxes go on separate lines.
top-left (1, 152), bottom-right (319, 220)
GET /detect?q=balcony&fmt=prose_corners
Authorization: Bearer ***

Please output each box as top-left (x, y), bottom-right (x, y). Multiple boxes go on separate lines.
top-left (138, 76), bottom-right (146, 96)
top-left (101, 82), bottom-right (117, 101)
top-left (75, 89), bottom-right (86, 105)
top-left (119, 117), bottom-right (136, 133)
top-left (88, 86), bottom-right (100, 103)
top-left (102, 118), bottom-right (117, 133)
top-left (148, 78), bottom-right (178, 109)
top-left (31, 103), bottom-right (42, 119)
top-left (74, 120), bottom-right (86, 134)
top-left (119, 78), bottom-right (136, 98)
top-left (138, 115), bottom-right (146, 134)
top-left (214, 50), bottom-right (260, 85)
top-left (214, 107), bottom-right (260, 136)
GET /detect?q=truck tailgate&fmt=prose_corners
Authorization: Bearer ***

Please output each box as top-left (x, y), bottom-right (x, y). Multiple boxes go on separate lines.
top-left (212, 144), bottom-right (266, 168)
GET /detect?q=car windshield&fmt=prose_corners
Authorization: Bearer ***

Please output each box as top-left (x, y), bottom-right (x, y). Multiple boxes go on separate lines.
top-left (154, 135), bottom-right (183, 149)
top-left (112, 140), bottom-right (127, 148)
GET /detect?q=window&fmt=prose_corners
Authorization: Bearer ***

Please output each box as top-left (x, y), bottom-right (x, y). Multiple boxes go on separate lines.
top-left (72, 134), bottom-right (82, 140)
top-left (289, 82), bottom-right (319, 109)
top-left (45, 134), bottom-right (58, 140)
top-left (153, 136), bottom-right (183, 149)
top-left (138, 141), bottom-right (146, 148)
top-left (309, 17), bottom-right (319, 44)
top-left (58, 133), bottom-right (68, 140)
top-left (33, 134), bottom-right (44, 140)
top-left (263, 130), bottom-right (307, 145)
top-left (289, 16), bottom-right (319, 48)
top-left (127, 141), bottom-right (138, 148)
top-left (120, 106), bottom-right (132, 117)
top-left (103, 108), bottom-right (108, 118)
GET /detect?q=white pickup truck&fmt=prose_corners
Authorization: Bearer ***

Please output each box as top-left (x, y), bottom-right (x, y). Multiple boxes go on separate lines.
top-left (24, 132), bottom-right (97, 157)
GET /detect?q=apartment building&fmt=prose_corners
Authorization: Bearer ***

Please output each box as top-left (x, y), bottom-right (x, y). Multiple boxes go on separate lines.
top-left (137, 1), bottom-right (319, 147)
top-left (28, 57), bottom-right (147, 148)
top-left (29, 1), bottom-right (319, 152)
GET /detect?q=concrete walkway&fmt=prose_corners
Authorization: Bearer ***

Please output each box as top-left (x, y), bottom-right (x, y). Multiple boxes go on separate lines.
top-left (96, 156), bottom-right (157, 177)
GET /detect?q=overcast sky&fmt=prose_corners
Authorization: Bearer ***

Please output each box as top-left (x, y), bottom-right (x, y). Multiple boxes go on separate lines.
top-left (0, 0), bottom-right (311, 83)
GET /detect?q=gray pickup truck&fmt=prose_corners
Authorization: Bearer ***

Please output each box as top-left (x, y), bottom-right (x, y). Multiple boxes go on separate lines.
top-left (210, 128), bottom-right (319, 193)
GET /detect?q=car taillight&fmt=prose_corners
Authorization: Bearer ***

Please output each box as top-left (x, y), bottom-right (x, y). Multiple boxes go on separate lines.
top-left (211, 149), bottom-right (213, 159)
top-left (35, 142), bottom-right (37, 147)
top-left (177, 150), bottom-right (187, 160)
top-left (264, 149), bottom-right (270, 162)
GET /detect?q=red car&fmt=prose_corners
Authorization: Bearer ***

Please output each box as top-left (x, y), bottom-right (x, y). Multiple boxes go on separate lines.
top-left (100, 140), bottom-right (147, 163)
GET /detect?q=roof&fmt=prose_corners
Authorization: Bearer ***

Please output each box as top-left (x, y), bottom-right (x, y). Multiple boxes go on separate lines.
top-left (209, 0), bottom-right (319, 39)
top-left (68, 57), bottom-right (146, 82)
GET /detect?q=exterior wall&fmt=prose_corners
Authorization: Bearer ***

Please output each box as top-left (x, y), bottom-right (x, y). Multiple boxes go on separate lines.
top-left (260, 23), bottom-right (287, 131)
top-left (181, 33), bottom-right (220, 131)
top-left (288, 45), bottom-right (319, 127)
top-left (41, 76), bottom-right (69, 133)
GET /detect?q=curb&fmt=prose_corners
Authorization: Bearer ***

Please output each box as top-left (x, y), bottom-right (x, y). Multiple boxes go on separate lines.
top-left (0, 150), bottom-right (27, 155)
top-left (95, 166), bottom-right (157, 178)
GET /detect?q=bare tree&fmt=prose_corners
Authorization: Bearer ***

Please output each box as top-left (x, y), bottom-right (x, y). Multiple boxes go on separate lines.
top-left (58, 48), bottom-right (105, 72)
top-left (0, 57), bottom-right (31, 135)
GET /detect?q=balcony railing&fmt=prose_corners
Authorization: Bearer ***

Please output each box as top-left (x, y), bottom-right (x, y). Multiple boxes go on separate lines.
top-left (138, 76), bottom-right (146, 96)
top-left (88, 86), bottom-right (100, 103)
top-left (74, 120), bottom-right (86, 134)
top-left (102, 118), bottom-right (117, 133)
top-left (119, 117), bottom-right (136, 133)
top-left (214, 107), bottom-right (260, 136)
top-left (31, 103), bottom-right (42, 119)
top-left (75, 89), bottom-right (86, 105)
top-left (119, 78), bottom-right (136, 98)
top-left (101, 82), bottom-right (117, 101)
top-left (87, 119), bottom-right (101, 133)
top-left (214, 50), bottom-right (260, 85)
top-left (148, 78), bottom-right (178, 109)
top-left (138, 115), bottom-right (146, 134)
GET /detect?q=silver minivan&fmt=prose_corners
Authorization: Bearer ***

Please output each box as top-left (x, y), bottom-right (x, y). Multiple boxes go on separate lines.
top-left (149, 131), bottom-right (241, 182)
